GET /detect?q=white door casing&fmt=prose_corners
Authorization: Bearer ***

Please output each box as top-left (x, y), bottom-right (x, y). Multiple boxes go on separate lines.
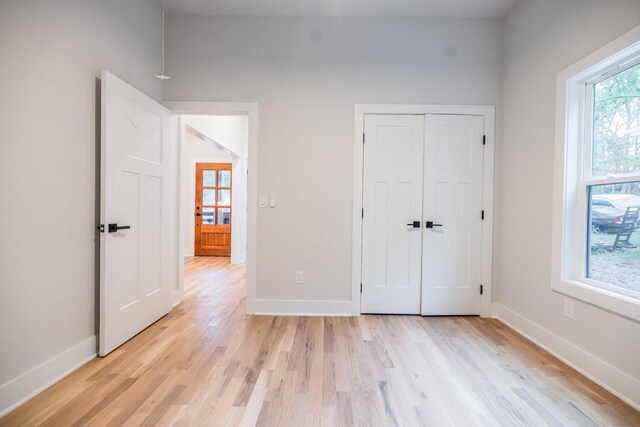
top-left (99, 71), bottom-right (173, 356)
top-left (361, 115), bottom-right (424, 314)
top-left (421, 114), bottom-right (484, 315)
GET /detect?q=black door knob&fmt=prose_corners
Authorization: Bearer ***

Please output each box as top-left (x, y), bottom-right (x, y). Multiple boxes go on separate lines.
top-left (108, 223), bottom-right (131, 233)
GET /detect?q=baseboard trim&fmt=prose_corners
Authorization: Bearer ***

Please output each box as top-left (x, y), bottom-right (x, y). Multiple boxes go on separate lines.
top-left (493, 303), bottom-right (640, 411)
top-left (253, 299), bottom-right (353, 316)
top-left (0, 336), bottom-right (96, 417)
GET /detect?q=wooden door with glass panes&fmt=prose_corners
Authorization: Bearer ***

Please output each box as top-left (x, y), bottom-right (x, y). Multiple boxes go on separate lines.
top-left (195, 163), bottom-right (232, 256)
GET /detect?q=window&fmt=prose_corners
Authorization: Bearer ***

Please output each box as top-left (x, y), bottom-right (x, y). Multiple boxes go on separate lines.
top-left (586, 62), bottom-right (640, 297)
top-left (553, 26), bottom-right (640, 320)
top-left (200, 166), bottom-right (232, 225)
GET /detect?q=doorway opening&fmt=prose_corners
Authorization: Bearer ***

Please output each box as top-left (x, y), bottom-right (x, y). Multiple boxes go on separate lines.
top-left (168, 102), bottom-right (258, 314)
top-left (178, 114), bottom-right (248, 263)
top-left (98, 75), bottom-right (258, 358)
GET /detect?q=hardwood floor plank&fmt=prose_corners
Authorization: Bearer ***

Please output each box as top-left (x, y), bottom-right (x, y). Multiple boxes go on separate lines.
top-left (1, 256), bottom-right (638, 426)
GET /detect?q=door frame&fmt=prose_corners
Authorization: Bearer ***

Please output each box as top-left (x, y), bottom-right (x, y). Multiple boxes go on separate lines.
top-left (165, 101), bottom-right (259, 314)
top-left (352, 104), bottom-right (495, 317)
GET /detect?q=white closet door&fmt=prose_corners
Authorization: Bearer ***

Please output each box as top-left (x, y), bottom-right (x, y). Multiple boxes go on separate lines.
top-left (361, 115), bottom-right (424, 314)
top-left (421, 114), bottom-right (484, 315)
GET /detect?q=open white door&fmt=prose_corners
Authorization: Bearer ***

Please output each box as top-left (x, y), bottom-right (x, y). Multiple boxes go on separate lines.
top-left (421, 114), bottom-right (484, 315)
top-left (361, 115), bottom-right (424, 314)
top-left (99, 71), bottom-right (173, 356)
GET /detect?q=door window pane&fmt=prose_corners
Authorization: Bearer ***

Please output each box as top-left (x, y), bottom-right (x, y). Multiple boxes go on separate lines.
top-left (218, 189), bottom-right (231, 206)
top-left (203, 189), bottom-right (216, 205)
top-left (203, 170), bottom-right (216, 187)
top-left (592, 62), bottom-right (640, 177)
top-left (217, 208), bottom-right (231, 225)
top-left (218, 170), bottom-right (231, 187)
top-left (202, 207), bottom-right (215, 224)
top-left (588, 182), bottom-right (640, 294)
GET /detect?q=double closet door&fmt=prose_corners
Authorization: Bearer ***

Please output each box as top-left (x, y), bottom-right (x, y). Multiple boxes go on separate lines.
top-left (361, 114), bottom-right (484, 315)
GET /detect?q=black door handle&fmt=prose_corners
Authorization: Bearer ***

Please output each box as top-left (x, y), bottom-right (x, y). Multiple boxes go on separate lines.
top-left (194, 213), bottom-right (202, 217)
top-left (108, 223), bottom-right (131, 233)
top-left (425, 221), bottom-right (443, 229)
top-left (407, 221), bottom-right (421, 228)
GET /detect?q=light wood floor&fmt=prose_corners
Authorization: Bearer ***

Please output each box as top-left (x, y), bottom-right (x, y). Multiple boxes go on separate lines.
top-left (2, 257), bottom-right (639, 426)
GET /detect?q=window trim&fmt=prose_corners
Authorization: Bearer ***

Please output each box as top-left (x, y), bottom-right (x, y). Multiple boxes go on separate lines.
top-left (553, 25), bottom-right (640, 322)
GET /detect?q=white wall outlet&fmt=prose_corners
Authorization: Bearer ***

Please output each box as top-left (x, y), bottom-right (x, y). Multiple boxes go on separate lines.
top-left (259, 194), bottom-right (268, 208)
top-left (295, 270), bottom-right (304, 284)
top-left (269, 192), bottom-right (276, 208)
top-left (563, 299), bottom-right (575, 319)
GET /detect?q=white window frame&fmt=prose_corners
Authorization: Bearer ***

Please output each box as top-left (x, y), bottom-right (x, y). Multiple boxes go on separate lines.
top-left (553, 25), bottom-right (640, 321)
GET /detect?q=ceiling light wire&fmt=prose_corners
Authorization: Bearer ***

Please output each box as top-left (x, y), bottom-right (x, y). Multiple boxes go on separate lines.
top-left (155, 6), bottom-right (171, 80)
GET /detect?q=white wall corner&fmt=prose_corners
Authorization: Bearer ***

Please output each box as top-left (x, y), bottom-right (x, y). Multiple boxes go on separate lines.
top-left (489, 302), bottom-right (500, 318)
top-left (494, 304), bottom-right (640, 411)
top-left (0, 336), bottom-right (97, 417)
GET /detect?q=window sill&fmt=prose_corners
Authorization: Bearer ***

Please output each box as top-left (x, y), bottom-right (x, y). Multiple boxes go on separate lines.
top-left (552, 278), bottom-right (640, 322)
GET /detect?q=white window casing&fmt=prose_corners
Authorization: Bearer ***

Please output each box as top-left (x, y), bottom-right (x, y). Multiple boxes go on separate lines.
top-left (552, 25), bottom-right (640, 321)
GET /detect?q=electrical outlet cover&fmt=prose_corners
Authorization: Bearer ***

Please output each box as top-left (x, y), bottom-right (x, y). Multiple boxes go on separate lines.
top-left (563, 299), bottom-right (574, 319)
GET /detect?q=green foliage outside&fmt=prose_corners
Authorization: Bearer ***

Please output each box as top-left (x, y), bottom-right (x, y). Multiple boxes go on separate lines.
top-left (593, 61), bottom-right (640, 183)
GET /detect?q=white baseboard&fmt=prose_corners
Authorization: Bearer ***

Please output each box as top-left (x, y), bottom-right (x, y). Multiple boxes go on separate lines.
top-left (253, 299), bottom-right (353, 316)
top-left (493, 303), bottom-right (640, 411)
top-left (0, 336), bottom-right (96, 417)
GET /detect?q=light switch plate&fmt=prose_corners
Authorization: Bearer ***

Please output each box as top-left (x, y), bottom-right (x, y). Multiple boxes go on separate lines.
top-left (295, 270), bottom-right (304, 284)
top-left (259, 194), bottom-right (268, 208)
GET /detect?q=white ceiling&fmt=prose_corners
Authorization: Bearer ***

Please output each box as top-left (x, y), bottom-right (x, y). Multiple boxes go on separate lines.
top-left (160, 0), bottom-right (521, 18)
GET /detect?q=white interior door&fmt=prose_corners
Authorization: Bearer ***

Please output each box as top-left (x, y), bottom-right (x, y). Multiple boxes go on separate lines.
top-left (421, 114), bottom-right (484, 315)
top-left (99, 71), bottom-right (173, 356)
top-left (361, 115), bottom-right (424, 314)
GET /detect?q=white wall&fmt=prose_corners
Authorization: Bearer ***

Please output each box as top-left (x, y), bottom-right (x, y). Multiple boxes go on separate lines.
top-left (184, 115), bottom-right (248, 156)
top-left (497, 0), bottom-right (640, 405)
top-left (165, 15), bottom-right (504, 305)
top-left (0, 0), bottom-right (162, 414)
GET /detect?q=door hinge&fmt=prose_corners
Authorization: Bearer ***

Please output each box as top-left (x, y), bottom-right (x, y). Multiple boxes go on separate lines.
top-left (483, 135), bottom-right (486, 146)
top-left (97, 224), bottom-right (105, 233)
top-left (481, 210), bottom-right (485, 220)
top-left (480, 284), bottom-right (484, 295)
top-left (362, 208), bottom-right (364, 218)
top-left (360, 283), bottom-right (363, 293)
top-left (363, 133), bottom-right (366, 144)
